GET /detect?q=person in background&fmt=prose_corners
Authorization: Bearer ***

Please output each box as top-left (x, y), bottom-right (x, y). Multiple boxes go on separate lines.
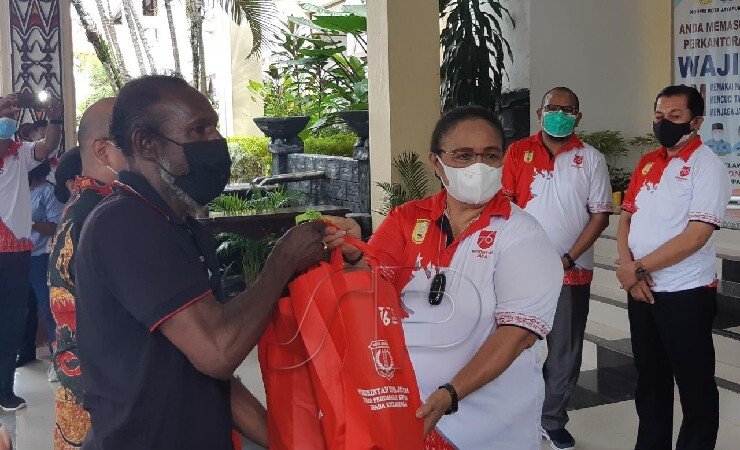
top-left (24, 120), bottom-right (60, 184)
top-left (733, 124), bottom-right (740, 154)
top-left (74, 75), bottom-right (337, 450)
top-left (617, 85), bottom-right (731, 450)
top-left (502, 87), bottom-right (612, 450)
top-left (47, 98), bottom-right (126, 450)
top-left (0, 93), bottom-right (62, 412)
top-left (705, 122), bottom-right (731, 155)
top-left (16, 161), bottom-right (64, 383)
top-left (328, 106), bottom-right (563, 449)
top-left (52, 147), bottom-right (82, 205)
top-left (0, 423), bottom-right (11, 450)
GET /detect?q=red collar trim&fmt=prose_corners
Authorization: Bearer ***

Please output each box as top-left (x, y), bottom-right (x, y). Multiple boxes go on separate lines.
top-left (658, 135), bottom-right (702, 162)
top-left (73, 176), bottom-right (114, 197)
top-left (0, 141), bottom-right (21, 170)
top-left (534, 131), bottom-right (584, 155)
top-left (424, 189), bottom-right (512, 221)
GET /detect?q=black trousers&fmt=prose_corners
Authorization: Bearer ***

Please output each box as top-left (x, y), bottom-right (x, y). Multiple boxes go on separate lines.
top-left (17, 289), bottom-right (38, 363)
top-left (0, 251), bottom-right (31, 397)
top-left (628, 287), bottom-right (719, 450)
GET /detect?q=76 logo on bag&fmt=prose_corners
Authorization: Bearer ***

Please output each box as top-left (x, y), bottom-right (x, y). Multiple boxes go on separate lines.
top-left (378, 307), bottom-right (399, 326)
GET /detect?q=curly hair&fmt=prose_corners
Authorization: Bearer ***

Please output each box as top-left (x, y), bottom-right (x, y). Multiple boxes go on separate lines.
top-left (110, 74), bottom-right (190, 156)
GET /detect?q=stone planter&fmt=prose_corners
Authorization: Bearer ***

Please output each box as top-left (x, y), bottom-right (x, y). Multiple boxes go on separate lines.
top-left (253, 116), bottom-right (310, 174)
top-left (338, 110), bottom-right (369, 161)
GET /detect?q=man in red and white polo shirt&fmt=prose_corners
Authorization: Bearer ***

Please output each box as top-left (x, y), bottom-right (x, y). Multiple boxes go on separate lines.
top-left (0, 93), bottom-right (63, 411)
top-left (616, 85), bottom-right (731, 450)
top-left (502, 87), bottom-right (612, 449)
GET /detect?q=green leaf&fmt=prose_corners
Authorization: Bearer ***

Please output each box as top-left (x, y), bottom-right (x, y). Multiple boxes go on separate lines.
top-left (313, 15), bottom-right (367, 34)
top-left (217, 0), bottom-right (278, 57)
top-left (295, 209), bottom-right (323, 224)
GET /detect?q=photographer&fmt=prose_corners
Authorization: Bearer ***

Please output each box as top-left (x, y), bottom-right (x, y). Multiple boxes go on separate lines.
top-left (0, 92), bottom-right (63, 411)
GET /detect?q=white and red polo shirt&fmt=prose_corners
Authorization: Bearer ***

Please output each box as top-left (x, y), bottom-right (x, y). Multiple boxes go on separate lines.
top-left (0, 141), bottom-right (41, 253)
top-left (502, 131), bottom-right (613, 285)
top-left (622, 136), bottom-right (731, 292)
top-left (368, 190), bottom-right (562, 450)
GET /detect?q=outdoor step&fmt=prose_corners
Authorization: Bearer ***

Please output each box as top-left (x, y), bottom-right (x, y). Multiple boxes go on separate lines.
top-left (567, 324), bottom-right (740, 425)
top-left (601, 215), bottom-right (740, 263)
top-left (584, 329), bottom-right (740, 394)
top-left (590, 262), bottom-right (740, 335)
top-left (586, 293), bottom-right (740, 381)
top-left (594, 236), bottom-right (725, 278)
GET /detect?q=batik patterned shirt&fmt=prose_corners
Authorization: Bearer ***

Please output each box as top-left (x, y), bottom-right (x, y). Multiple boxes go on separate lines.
top-left (49, 176), bottom-right (113, 400)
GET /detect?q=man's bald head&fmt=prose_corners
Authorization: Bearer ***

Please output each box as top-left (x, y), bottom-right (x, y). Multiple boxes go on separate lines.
top-left (78, 97), bottom-right (115, 154)
top-left (77, 98), bottom-right (127, 183)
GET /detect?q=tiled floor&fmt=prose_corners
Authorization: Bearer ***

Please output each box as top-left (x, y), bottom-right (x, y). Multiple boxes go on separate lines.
top-left (2, 349), bottom-right (740, 450)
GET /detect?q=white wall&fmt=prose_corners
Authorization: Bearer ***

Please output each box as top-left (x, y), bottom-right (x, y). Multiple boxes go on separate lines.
top-left (529, 0), bottom-right (672, 168)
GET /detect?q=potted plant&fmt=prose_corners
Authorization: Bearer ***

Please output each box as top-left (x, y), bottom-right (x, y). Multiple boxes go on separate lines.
top-left (288, 3), bottom-right (369, 140)
top-left (608, 166), bottom-right (632, 211)
top-left (579, 130), bottom-right (632, 211)
top-left (249, 68), bottom-right (310, 152)
top-left (375, 152), bottom-right (430, 215)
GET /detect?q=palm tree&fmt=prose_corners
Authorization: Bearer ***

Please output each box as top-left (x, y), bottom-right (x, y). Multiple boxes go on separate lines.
top-left (95, 0), bottom-right (129, 80)
top-left (217, 0), bottom-right (278, 58)
top-left (125, 0), bottom-right (157, 73)
top-left (164, 0), bottom-right (182, 74)
top-left (122, 0), bottom-right (148, 75)
top-left (70, 0), bottom-right (124, 89)
top-left (186, 0), bottom-right (276, 93)
top-left (186, 0), bottom-right (205, 92)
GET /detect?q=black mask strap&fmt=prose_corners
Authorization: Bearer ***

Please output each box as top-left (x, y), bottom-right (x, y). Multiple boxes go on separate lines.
top-left (150, 130), bottom-right (182, 178)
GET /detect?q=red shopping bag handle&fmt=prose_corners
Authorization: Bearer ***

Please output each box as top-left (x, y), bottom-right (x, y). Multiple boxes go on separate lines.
top-left (324, 223), bottom-right (376, 269)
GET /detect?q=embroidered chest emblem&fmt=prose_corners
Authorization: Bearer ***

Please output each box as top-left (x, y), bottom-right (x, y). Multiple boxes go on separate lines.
top-left (472, 230), bottom-right (496, 259)
top-left (477, 230), bottom-right (496, 249)
top-left (573, 154), bottom-right (584, 168)
top-left (680, 166), bottom-right (691, 177)
top-left (411, 219), bottom-right (430, 244)
top-left (524, 150), bottom-right (534, 163)
top-left (641, 162), bottom-right (653, 176)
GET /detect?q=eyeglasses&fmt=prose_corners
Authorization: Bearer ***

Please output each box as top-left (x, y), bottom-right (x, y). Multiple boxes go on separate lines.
top-left (429, 272), bottom-right (446, 306)
top-left (437, 148), bottom-right (502, 166)
top-left (542, 104), bottom-right (578, 115)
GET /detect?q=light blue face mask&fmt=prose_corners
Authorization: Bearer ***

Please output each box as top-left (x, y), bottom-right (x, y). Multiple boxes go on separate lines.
top-left (0, 117), bottom-right (18, 140)
top-left (542, 110), bottom-right (577, 138)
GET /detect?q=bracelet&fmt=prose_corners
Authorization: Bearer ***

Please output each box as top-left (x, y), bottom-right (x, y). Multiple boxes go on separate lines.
top-left (343, 251), bottom-right (364, 265)
top-left (49, 119), bottom-right (63, 125)
top-left (563, 253), bottom-right (576, 270)
top-left (438, 383), bottom-right (459, 415)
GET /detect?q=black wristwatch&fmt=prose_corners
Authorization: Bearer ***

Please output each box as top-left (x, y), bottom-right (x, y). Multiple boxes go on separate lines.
top-left (49, 119), bottom-right (63, 125)
top-left (563, 253), bottom-right (576, 270)
top-left (438, 383), bottom-right (459, 415)
top-left (635, 261), bottom-right (648, 279)
top-left (343, 251), bottom-right (364, 265)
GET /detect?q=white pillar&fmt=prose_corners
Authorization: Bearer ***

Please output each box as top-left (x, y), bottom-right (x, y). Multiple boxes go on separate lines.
top-left (367, 0), bottom-right (441, 226)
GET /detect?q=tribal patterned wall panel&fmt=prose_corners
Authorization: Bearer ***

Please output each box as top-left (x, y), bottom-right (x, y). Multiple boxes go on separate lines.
top-left (8, 0), bottom-right (65, 132)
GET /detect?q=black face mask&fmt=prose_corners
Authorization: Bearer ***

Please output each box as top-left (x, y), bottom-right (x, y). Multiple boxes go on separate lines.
top-left (156, 135), bottom-right (232, 206)
top-left (653, 118), bottom-right (693, 148)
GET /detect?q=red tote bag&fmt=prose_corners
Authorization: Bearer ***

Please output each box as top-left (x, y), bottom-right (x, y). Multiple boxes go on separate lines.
top-left (259, 237), bottom-right (424, 450)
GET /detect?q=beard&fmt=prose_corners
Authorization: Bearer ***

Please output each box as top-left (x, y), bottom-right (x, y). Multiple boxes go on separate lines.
top-left (156, 157), bottom-right (206, 218)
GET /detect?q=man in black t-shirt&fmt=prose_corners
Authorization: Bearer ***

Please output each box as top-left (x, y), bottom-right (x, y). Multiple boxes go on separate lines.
top-left (75, 76), bottom-right (338, 450)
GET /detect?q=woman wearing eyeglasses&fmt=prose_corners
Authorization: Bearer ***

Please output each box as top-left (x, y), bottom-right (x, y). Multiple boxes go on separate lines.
top-left (326, 106), bottom-right (563, 449)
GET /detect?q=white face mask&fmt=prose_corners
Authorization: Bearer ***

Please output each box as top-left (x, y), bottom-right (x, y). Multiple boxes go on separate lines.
top-left (437, 158), bottom-right (502, 205)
